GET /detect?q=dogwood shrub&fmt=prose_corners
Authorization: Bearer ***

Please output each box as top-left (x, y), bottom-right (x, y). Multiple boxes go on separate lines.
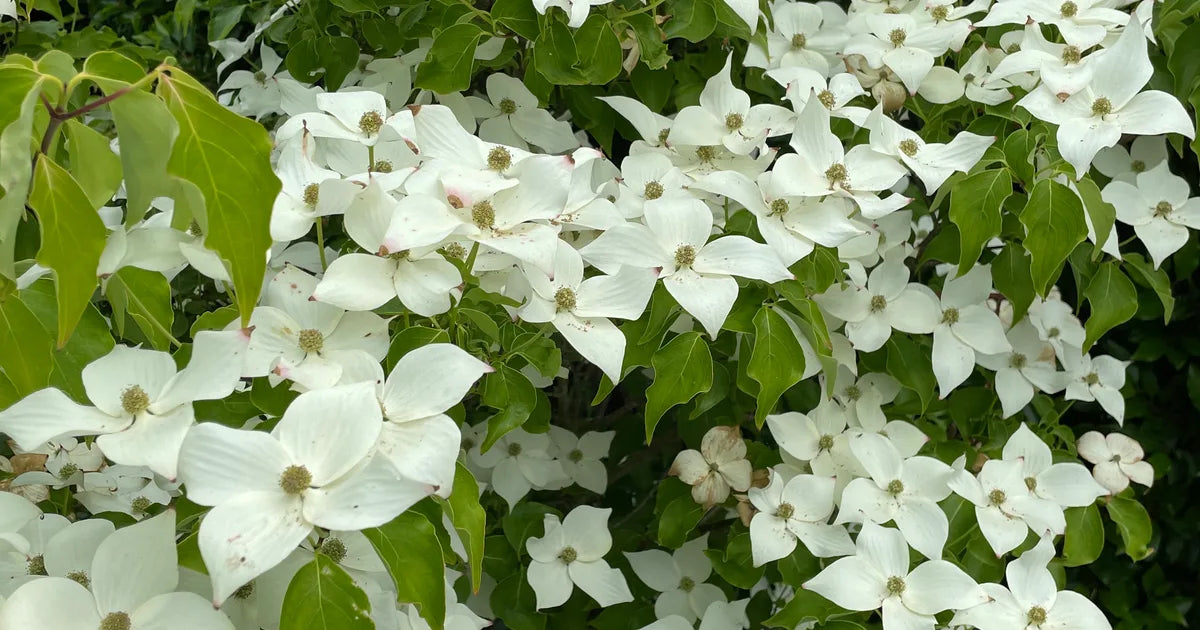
top-left (0, 0), bottom-right (1194, 628)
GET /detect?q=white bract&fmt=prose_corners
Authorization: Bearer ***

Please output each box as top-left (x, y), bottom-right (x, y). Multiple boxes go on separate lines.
top-left (669, 425), bottom-right (753, 508)
top-left (625, 535), bottom-right (727, 623)
top-left (1077, 431), bottom-right (1154, 493)
top-left (1102, 162), bottom-right (1200, 268)
top-left (526, 506), bottom-right (631, 609)
top-left (747, 470), bottom-right (854, 565)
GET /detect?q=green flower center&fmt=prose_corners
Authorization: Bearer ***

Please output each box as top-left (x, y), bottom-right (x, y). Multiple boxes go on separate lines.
top-left (558, 546), bottom-right (578, 564)
top-left (889, 28), bottom-right (907, 47)
top-left (1084, 372), bottom-right (1100, 386)
top-left (387, 249), bottom-right (411, 261)
top-left (358, 111), bottom-right (384, 136)
top-left (658, 128), bottom-right (671, 145)
top-left (298, 328), bottom-right (324, 354)
top-left (100, 612), bottom-right (131, 630)
top-left (1130, 160), bottom-right (1146, 173)
top-left (26, 554), bottom-right (46, 576)
top-left (776, 502), bottom-right (795, 519)
top-left (825, 163), bottom-right (849, 188)
top-left (507, 442), bottom-right (522, 457)
top-left (887, 479), bottom-right (904, 496)
top-left (1060, 1), bottom-right (1078, 18)
top-left (1025, 476), bottom-right (1038, 491)
top-left (1028, 605), bottom-right (1048, 626)
top-left (886, 576), bottom-right (906, 595)
top-left (818, 434), bottom-right (835, 451)
top-left (303, 183), bottom-right (320, 208)
top-left (695, 146), bottom-right (718, 163)
top-left (674, 245), bottom-right (696, 267)
top-left (279, 465), bottom-right (312, 495)
top-left (471, 201), bottom-right (496, 230)
top-left (941, 307), bottom-right (960, 325)
top-left (644, 181), bottom-right (664, 200)
top-left (487, 146), bottom-right (513, 171)
top-left (554, 287), bottom-right (577, 312)
top-left (679, 576), bottom-right (696, 592)
top-left (844, 384), bottom-right (862, 401)
top-left (442, 243), bottom-right (467, 260)
top-left (1009, 353), bottom-right (1028, 369)
top-left (791, 33), bottom-right (807, 49)
top-left (1154, 201), bottom-right (1173, 217)
top-left (187, 219), bottom-right (203, 238)
top-left (67, 570), bottom-right (90, 588)
top-left (371, 160), bottom-right (394, 173)
top-left (234, 581), bottom-right (255, 600)
top-left (1091, 97), bottom-right (1112, 117)
top-left (817, 89), bottom-right (836, 109)
top-left (130, 496), bottom-right (151, 513)
top-left (120, 385), bottom-right (151, 415)
top-left (1047, 327), bottom-right (1061, 338)
top-left (498, 98), bottom-right (518, 115)
top-left (319, 537), bottom-right (348, 563)
top-left (59, 462), bottom-right (79, 479)
top-left (769, 199), bottom-right (790, 216)
top-left (870, 295), bottom-right (888, 313)
top-left (1062, 45), bottom-right (1081, 64)
top-left (988, 489), bottom-right (1007, 506)
top-left (568, 449), bottom-right (584, 463)
top-left (899, 139), bottom-right (920, 157)
top-left (725, 113), bottom-right (744, 131)
top-left (931, 5), bottom-right (949, 21)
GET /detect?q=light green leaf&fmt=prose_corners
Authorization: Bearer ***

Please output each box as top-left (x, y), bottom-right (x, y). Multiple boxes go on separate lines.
top-left (481, 364), bottom-right (537, 451)
top-left (1074, 177), bottom-right (1116, 258)
top-left (20, 278), bottom-right (113, 403)
top-left (1082, 263), bottom-right (1137, 351)
top-left (949, 168), bottom-right (1011, 276)
top-left (1104, 496), bottom-right (1153, 561)
top-left (441, 463), bottom-right (486, 592)
top-left (644, 332), bottom-right (713, 441)
top-left (993, 243), bottom-right (1036, 323)
top-left (574, 15), bottom-right (622, 84)
top-left (534, 19), bottom-right (587, 85)
top-left (1062, 504), bottom-right (1104, 567)
top-left (105, 266), bottom-right (176, 350)
top-left (704, 533), bottom-right (765, 589)
top-left (655, 478), bottom-right (703, 548)
top-left (747, 306), bottom-right (804, 427)
top-left (27, 155), bottom-right (106, 347)
top-left (0, 292), bottom-right (55, 402)
top-left (157, 67), bottom-right (280, 325)
top-left (664, 0), bottom-right (718, 42)
top-left (1122, 253), bottom-right (1174, 323)
top-left (1020, 179), bottom-right (1088, 296)
top-left (364, 512), bottom-right (447, 630)
top-left (492, 0), bottom-right (540, 40)
top-left (414, 23), bottom-right (485, 94)
top-left (0, 66), bottom-right (47, 278)
top-left (625, 13), bottom-right (670, 69)
top-left (280, 555), bottom-right (375, 630)
top-left (64, 119), bottom-right (123, 209)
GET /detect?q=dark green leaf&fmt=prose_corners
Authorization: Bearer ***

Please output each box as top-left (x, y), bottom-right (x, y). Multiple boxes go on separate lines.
top-left (0, 292), bottom-right (54, 401)
top-left (1122, 253), bottom-right (1174, 323)
top-left (886, 335), bottom-right (935, 413)
top-left (993, 243), bottom-right (1036, 323)
top-left (533, 19), bottom-right (587, 85)
top-left (645, 332), bottom-right (714, 441)
top-left (1082, 263), bottom-right (1137, 351)
top-left (414, 23), bottom-right (485, 93)
top-left (574, 15), bottom-right (622, 84)
top-left (747, 306), bottom-right (804, 427)
top-left (64, 120), bottom-right (122, 209)
top-left (625, 13), bottom-right (670, 69)
top-left (105, 267), bottom-right (176, 350)
top-left (364, 512), bottom-right (447, 629)
top-left (664, 0), bottom-right (718, 42)
top-left (0, 66), bottom-right (47, 277)
top-left (492, 0), bottom-right (540, 40)
top-left (481, 364), bottom-right (537, 451)
top-left (1062, 504), bottom-right (1105, 567)
top-left (442, 463), bottom-right (487, 592)
top-left (1020, 179), bottom-right (1088, 296)
top-left (1074, 177), bottom-right (1116, 258)
top-left (949, 168), bottom-right (1011, 276)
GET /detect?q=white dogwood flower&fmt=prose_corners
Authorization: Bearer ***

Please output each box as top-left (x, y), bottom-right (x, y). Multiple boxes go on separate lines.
top-left (748, 470), bottom-right (854, 566)
top-left (549, 427), bottom-right (615, 494)
top-left (625, 534), bottom-right (727, 623)
top-left (1077, 431), bottom-right (1154, 493)
top-left (928, 265), bottom-right (1012, 397)
top-left (817, 256), bottom-right (939, 353)
top-left (471, 429), bottom-right (568, 509)
top-left (866, 107), bottom-right (995, 194)
top-left (976, 320), bottom-right (1068, 418)
top-left (948, 458), bottom-right (1067, 556)
top-left (526, 506), bottom-right (632, 609)
top-left (531, 0), bottom-right (612, 28)
top-left (1102, 162), bottom-right (1200, 268)
top-left (1002, 424), bottom-right (1109, 507)
top-left (669, 425), bottom-right (753, 508)
top-left (1062, 352), bottom-right (1128, 425)
top-left (805, 522), bottom-right (988, 627)
top-left (668, 55), bottom-right (793, 154)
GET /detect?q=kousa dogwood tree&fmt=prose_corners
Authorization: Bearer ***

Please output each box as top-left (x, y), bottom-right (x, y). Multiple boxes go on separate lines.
top-left (0, 0), bottom-right (1194, 629)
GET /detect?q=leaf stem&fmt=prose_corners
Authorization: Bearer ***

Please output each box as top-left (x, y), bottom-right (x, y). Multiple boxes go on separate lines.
top-left (315, 218), bottom-right (328, 271)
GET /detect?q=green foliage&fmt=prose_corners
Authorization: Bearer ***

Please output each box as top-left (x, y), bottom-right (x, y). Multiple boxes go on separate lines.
top-left (365, 511), bottom-right (448, 629)
top-left (281, 555), bottom-right (376, 630)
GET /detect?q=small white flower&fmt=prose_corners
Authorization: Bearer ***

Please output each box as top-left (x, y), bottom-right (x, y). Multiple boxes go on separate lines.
top-left (625, 534), bottom-right (727, 623)
top-left (1077, 431), bottom-right (1154, 493)
top-left (948, 459), bottom-right (1067, 556)
top-left (668, 55), bottom-right (794, 155)
top-left (526, 506), bottom-right (632, 609)
top-left (470, 429), bottom-right (568, 509)
top-left (549, 426), bottom-right (615, 494)
top-left (816, 256), bottom-right (940, 353)
top-left (1002, 424), bottom-right (1109, 506)
top-left (748, 470), bottom-right (854, 566)
top-left (1062, 353), bottom-right (1128, 425)
top-left (1102, 162), bottom-right (1200, 269)
top-left (976, 320), bottom-right (1068, 418)
top-left (668, 426), bottom-right (753, 508)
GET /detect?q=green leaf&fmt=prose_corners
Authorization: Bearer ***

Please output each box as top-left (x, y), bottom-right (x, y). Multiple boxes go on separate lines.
top-left (27, 156), bottom-right (106, 347)
top-left (949, 168), bottom-right (1012, 276)
top-left (534, 19), bottom-right (587, 85)
top-left (0, 292), bottom-right (54, 401)
top-left (414, 23), bottom-right (485, 93)
top-left (442, 463), bottom-right (486, 592)
top-left (317, 35), bottom-right (361, 91)
top-left (763, 588), bottom-right (843, 628)
top-left (386, 326), bottom-right (451, 371)
top-left (704, 533), bottom-right (765, 589)
top-left (157, 67), bottom-right (281, 326)
top-left (574, 15), bottom-right (622, 84)
top-left (83, 52), bottom-right (178, 227)
top-left (481, 364), bottom-right (537, 451)
top-left (0, 66), bottom-right (47, 277)
top-left (19, 279), bottom-right (114, 402)
top-left (1020, 179), bottom-right (1088, 296)
top-left (1104, 496), bottom-right (1153, 561)
top-left (747, 306), bottom-right (805, 427)
top-left (1003, 129), bottom-right (1038, 186)
top-left (664, 0), bottom-right (718, 42)
top-left (105, 267), bottom-right (176, 350)
top-left (993, 242), bottom-right (1036, 323)
top-left (364, 512), bottom-right (447, 630)
top-left (63, 120), bottom-right (122, 209)
top-left (492, 0), bottom-right (540, 40)
top-left (1122, 253), bottom-right (1174, 323)
top-left (1074, 177), bottom-right (1116, 258)
top-left (490, 571), bottom-right (546, 630)
top-left (886, 335), bottom-right (935, 413)
top-left (1062, 504), bottom-right (1105, 567)
top-left (280, 555), bottom-right (375, 630)
top-left (644, 332), bottom-right (714, 441)
top-left (625, 13), bottom-right (670, 69)
top-left (655, 478), bottom-right (703, 548)
top-left (1082, 263), bottom-right (1137, 351)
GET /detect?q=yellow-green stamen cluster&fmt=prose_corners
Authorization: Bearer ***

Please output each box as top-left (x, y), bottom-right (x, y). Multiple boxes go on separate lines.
top-left (825, 163), bottom-right (849, 188)
top-left (887, 479), bottom-right (904, 496)
top-left (1060, 1), bottom-right (1078, 17)
top-left (1062, 46), bottom-right (1081, 64)
top-left (554, 287), bottom-right (577, 313)
top-left (121, 385), bottom-right (151, 416)
top-left (644, 181), bottom-right (665, 200)
top-left (817, 89), bottom-right (836, 109)
top-left (303, 183), bottom-right (320, 208)
top-left (279, 465), bottom-right (312, 495)
top-left (675, 245), bottom-right (697, 267)
top-left (100, 612), bottom-right (132, 630)
top-left (988, 489), bottom-right (1007, 506)
top-left (886, 576), bottom-right (906, 595)
top-left (487, 146), bottom-right (513, 171)
top-left (359, 111), bottom-right (384, 136)
top-left (67, 570), bottom-right (90, 588)
top-left (498, 98), bottom-right (518, 115)
top-left (899, 139), bottom-right (920, 157)
top-left (889, 28), bottom-right (907, 46)
top-left (234, 582), bottom-right (256, 600)
top-left (558, 546), bottom-right (578, 563)
top-left (870, 295), bottom-right (888, 313)
top-left (371, 160), bottom-right (394, 173)
top-left (298, 329), bottom-right (324, 354)
top-left (472, 201), bottom-right (496, 230)
top-left (1028, 606), bottom-right (1048, 626)
top-left (26, 555), bottom-right (46, 576)
top-left (319, 537), bottom-right (348, 563)
top-left (770, 199), bottom-right (790, 216)
top-left (696, 146), bottom-right (718, 163)
top-left (941, 307), bottom-right (960, 325)
top-left (725, 113), bottom-right (744, 131)
top-left (776, 503), bottom-right (795, 519)
top-left (1091, 97), bottom-right (1112, 117)
top-left (1155, 201), bottom-right (1173, 217)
